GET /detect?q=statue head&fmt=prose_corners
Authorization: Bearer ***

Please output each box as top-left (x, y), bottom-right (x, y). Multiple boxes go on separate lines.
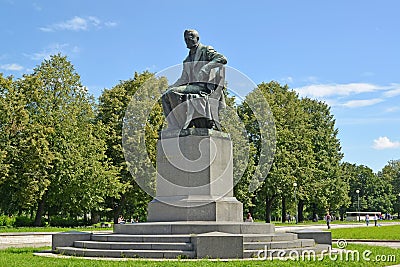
top-left (184, 29), bottom-right (199, 49)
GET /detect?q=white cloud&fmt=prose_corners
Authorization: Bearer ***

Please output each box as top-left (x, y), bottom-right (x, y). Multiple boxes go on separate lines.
top-left (88, 16), bottom-right (101, 27)
top-left (0, 63), bottom-right (24, 71)
top-left (384, 85), bottom-right (400, 97)
top-left (373, 136), bottom-right (400, 150)
top-left (40, 16), bottom-right (117, 32)
top-left (341, 98), bottom-right (384, 108)
top-left (295, 83), bottom-right (382, 98)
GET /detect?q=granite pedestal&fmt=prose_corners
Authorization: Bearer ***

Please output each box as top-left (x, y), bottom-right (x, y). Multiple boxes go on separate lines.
top-left (147, 129), bottom-right (243, 222)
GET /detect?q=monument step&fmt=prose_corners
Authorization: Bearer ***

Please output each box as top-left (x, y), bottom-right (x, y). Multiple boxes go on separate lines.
top-left (56, 247), bottom-right (195, 259)
top-left (243, 239), bottom-right (315, 250)
top-left (242, 232), bottom-right (297, 242)
top-left (91, 234), bottom-right (192, 243)
top-left (113, 221), bottom-right (274, 235)
top-left (74, 240), bottom-right (193, 251)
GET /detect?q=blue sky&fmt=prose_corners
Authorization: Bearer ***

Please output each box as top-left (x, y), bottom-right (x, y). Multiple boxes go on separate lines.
top-left (1, 0), bottom-right (399, 172)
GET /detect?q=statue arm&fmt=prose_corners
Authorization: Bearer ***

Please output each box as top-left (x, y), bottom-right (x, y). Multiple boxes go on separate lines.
top-left (170, 67), bottom-right (189, 87)
top-left (200, 46), bottom-right (227, 76)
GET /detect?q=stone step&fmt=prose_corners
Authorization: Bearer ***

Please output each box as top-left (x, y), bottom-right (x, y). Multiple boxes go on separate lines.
top-left (74, 240), bottom-right (193, 251)
top-left (91, 234), bottom-right (192, 243)
top-left (244, 239), bottom-right (315, 250)
top-left (242, 233), bottom-right (297, 242)
top-left (56, 246), bottom-right (195, 259)
top-left (113, 222), bottom-right (275, 235)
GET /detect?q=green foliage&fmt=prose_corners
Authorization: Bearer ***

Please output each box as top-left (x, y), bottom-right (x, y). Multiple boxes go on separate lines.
top-left (0, 215), bottom-right (15, 227)
top-left (97, 71), bottom-right (165, 222)
top-left (240, 81), bottom-right (345, 222)
top-left (344, 163), bottom-right (394, 214)
top-left (14, 216), bottom-right (34, 227)
top-left (0, 54), bottom-right (123, 224)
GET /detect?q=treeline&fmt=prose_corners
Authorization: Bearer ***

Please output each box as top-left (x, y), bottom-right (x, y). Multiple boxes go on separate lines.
top-left (0, 54), bottom-right (399, 227)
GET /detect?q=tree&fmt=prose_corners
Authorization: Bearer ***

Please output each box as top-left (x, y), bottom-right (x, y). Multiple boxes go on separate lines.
top-left (241, 81), bottom-right (345, 223)
top-left (381, 160), bottom-right (400, 217)
top-left (0, 73), bottom-right (48, 215)
top-left (2, 54), bottom-right (122, 225)
top-left (300, 98), bottom-right (348, 220)
top-left (219, 93), bottom-right (257, 217)
top-left (97, 71), bottom-right (166, 223)
top-left (241, 81), bottom-right (300, 223)
top-left (344, 163), bottom-right (393, 215)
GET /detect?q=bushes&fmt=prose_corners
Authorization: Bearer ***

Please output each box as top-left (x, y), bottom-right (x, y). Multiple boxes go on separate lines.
top-left (49, 216), bottom-right (92, 227)
top-left (0, 215), bottom-right (15, 227)
top-left (0, 215), bottom-right (94, 228)
top-left (0, 216), bottom-right (33, 227)
top-left (14, 216), bottom-right (34, 227)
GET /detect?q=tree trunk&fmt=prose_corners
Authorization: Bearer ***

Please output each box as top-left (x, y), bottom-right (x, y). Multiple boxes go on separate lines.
top-left (249, 195), bottom-right (256, 216)
top-left (265, 195), bottom-right (275, 223)
top-left (312, 202), bottom-right (317, 222)
top-left (113, 194), bottom-right (126, 224)
top-left (91, 212), bottom-right (101, 224)
top-left (281, 196), bottom-right (286, 223)
top-left (298, 200), bottom-right (304, 222)
top-left (34, 198), bottom-right (45, 226)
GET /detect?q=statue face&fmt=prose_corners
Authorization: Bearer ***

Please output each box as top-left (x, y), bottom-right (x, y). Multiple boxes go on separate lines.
top-left (184, 31), bottom-right (199, 49)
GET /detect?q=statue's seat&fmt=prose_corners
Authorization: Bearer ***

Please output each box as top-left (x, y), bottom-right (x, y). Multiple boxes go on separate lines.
top-left (177, 66), bottom-right (226, 130)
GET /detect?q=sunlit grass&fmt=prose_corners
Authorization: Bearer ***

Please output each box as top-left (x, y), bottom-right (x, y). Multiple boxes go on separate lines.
top-left (331, 224), bottom-right (400, 240)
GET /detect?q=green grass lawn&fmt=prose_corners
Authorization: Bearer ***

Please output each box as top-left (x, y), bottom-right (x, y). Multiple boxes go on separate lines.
top-left (331, 224), bottom-right (400, 240)
top-left (0, 245), bottom-right (398, 267)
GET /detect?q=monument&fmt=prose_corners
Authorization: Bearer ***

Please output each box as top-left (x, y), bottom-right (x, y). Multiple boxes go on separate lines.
top-left (161, 29), bottom-right (227, 130)
top-left (148, 29), bottom-right (243, 222)
top-left (52, 30), bottom-right (331, 259)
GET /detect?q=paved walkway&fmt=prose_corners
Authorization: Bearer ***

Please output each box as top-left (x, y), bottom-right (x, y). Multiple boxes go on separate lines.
top-left (0, 231), bottom-right (112, 249)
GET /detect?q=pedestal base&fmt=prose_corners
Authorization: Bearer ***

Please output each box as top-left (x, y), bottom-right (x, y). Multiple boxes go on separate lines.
top-left (147, 196), bottom-right (243, 222)
top-left (149, 129), bottom-right (243, 222)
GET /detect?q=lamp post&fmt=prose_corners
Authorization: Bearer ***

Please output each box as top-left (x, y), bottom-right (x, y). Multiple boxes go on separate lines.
top-left (293, 182), bottom-right (298, 224)
top-left (356, 189), bottom-right (360, 222)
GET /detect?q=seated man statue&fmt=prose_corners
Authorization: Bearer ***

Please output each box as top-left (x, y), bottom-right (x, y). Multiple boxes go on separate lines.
top-left (161, 29), bottom-right (227, 130)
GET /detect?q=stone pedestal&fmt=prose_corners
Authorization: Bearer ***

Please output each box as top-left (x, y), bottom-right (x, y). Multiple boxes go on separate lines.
top-left (147, 129), bottom-right (243, 222)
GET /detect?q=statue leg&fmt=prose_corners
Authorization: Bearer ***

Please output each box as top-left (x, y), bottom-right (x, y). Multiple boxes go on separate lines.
top-left (162, 87), bottom-right (189, 129)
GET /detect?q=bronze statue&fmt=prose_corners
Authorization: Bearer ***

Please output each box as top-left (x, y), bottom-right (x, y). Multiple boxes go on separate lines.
top-left (161, 29), bottom-right (227, 130)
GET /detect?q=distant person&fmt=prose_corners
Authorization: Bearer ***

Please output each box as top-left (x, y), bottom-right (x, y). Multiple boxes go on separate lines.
top-left (373, 214), bottom-right (378, 226)
top-left (118, 215), bottom-right (125, 224)
top-left (325, 212), bottom-right (331, 229)
top-left (365, 214), bottom-right (370, 226)
top-left (245, 212), bottom-right (254, 222)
